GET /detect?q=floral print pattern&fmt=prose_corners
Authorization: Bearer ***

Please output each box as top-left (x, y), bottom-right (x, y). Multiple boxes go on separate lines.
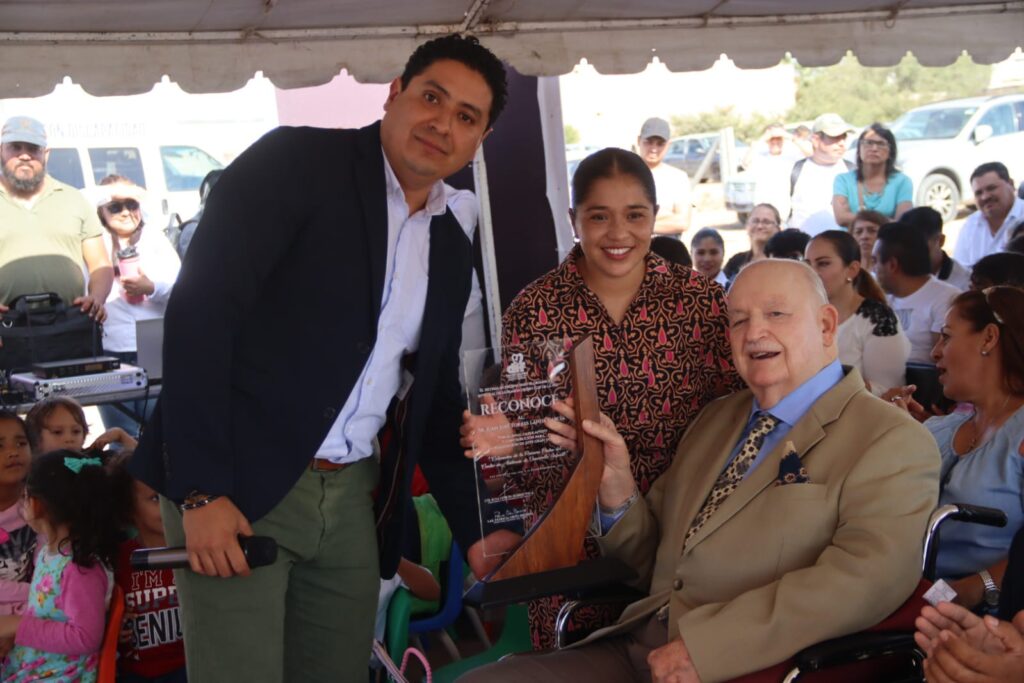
top-left (2, 548), bottom-right (99, 682)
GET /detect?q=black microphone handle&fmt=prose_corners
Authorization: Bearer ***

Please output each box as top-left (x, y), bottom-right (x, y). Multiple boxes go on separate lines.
top-left (132, 546), bottom-right (190, 570)
top-left (131, 536), bottom-right (278, 571)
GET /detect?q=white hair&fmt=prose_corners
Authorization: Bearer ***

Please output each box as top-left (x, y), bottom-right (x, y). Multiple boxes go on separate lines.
top-left (734, 258), bottom-right (829, 306)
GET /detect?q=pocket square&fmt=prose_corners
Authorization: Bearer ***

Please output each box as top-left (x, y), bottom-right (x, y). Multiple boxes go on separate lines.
top-left (775, 444), bottom-right (810, 486)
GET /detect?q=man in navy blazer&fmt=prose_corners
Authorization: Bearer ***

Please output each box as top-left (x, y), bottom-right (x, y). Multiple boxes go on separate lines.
top-left (130, 35), bottom-right (508, 683)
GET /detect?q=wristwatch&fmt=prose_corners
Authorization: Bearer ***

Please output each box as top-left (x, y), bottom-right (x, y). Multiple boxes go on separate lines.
top-left (978, 569), bottom-right (1000, 608)
top-left (179, 490), bottom-right (221, 512)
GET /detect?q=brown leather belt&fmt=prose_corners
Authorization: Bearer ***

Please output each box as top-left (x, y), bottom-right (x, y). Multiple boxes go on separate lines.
top-left (309, 458), bottom-right (352, 473)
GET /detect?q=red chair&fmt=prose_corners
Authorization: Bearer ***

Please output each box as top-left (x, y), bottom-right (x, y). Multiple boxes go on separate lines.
top-left (726, 582), bottom-right (930, 683)
top-left (97, 584), bottom-right (126, 683)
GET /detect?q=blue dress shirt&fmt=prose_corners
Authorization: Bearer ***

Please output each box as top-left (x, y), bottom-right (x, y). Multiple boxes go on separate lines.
top-left (601, 359), bottom-right (844, 532)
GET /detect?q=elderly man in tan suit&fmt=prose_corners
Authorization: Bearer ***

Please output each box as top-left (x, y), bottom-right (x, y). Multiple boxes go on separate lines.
top-left (461, 259), bottom-right (940, 683)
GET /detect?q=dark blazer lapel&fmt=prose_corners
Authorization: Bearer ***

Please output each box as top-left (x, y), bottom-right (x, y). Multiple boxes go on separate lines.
top-left (353, 121), bottom-right (388, 320)
top-left (683, 367), bottom-right (865, 553)
top-left (420, 210), bottom-right (459, 355)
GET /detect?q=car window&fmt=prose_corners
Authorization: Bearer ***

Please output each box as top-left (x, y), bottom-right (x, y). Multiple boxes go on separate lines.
top-left (160, 145), bottom-right (223, 192)
top-left (46, 148), bottom-right (85, 189)
top-left (977, 104), bottom-right (1016, 137)
top-left (1011, 101), bottom-right (1024, 133)
top-left (891, 106), bottom-right (976, 140)
top-left (88, 147), bottom-right (146, 186)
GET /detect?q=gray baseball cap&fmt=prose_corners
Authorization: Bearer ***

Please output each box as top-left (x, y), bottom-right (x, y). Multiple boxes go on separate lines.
top-left (1, 116), bottom-right (47, 147)
top-left (639, 117), bottom-right (671, 141)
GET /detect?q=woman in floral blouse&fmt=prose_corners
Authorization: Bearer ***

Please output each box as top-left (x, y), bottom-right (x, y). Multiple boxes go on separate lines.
top-left (480, 148), bottom-right (742, 648)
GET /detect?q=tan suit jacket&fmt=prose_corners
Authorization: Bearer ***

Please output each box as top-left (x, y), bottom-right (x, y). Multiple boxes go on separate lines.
top-left (590, 367), bottom-right (941, 682)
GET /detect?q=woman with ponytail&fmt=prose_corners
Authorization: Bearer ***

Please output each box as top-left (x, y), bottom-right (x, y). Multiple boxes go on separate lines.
top-left (806, 229), bottom-right (911, 394)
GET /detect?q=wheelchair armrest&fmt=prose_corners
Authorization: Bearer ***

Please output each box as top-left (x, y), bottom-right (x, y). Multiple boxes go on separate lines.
top-left (555, 585), bottom-right (646, 649)
top-left (793, 632), bottom-right (919, 673)
top-left (466, 557), bottom-right (638, 609)
top-left (923, 503), bottom-right (1007, 578)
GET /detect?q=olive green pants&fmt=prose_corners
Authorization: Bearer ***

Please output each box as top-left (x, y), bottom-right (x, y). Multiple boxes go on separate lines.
top-left (160, 457), bottom-right (380, 683)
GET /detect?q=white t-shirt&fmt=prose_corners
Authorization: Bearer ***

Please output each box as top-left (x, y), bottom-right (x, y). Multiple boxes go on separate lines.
top-left (789, 160), bottom-right (850, 230)
top-left (797, 210), bottom-right (843, 237)
top-left (953, 196), bottom-right (1024, 266)
top-left (887, 276), bottom-right (961, 363)
top-left (939, 256), bottom-right (972, 292)
top-left (650, 163), bottom-right (692, 229)
top-left (100, 227), bottom-right (181, 353)
top-left (749, 150), bottom-right (803, 221)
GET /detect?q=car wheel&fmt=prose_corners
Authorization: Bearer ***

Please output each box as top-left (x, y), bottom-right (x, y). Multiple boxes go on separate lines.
top-left (917, 173), bottom-right (960, 223)
top-left (736, 211), bottom-right (749, 224)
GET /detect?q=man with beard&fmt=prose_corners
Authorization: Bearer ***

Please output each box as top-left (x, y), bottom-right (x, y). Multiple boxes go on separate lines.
top-left (954, 161), bottom-right (1024, 266)
top-left (0, 116), bottom-right (112, 320)
top-left (637, 117), bottom-right (692, 238)
top-left (130, 34), bottom-right (508, 683)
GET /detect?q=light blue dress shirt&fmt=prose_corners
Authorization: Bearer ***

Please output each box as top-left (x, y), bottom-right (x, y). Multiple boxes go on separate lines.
top-left (315, 150), bottom-right (477, 463)
top-left (727, 359), bottom-right (844, 477)
top-left (601, 360), bottom-right (844, 532)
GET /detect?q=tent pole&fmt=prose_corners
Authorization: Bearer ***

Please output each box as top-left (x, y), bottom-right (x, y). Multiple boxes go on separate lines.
top-left (537, 76), bottom-right (575, 262)
top-left (472, 145), bottom-right (503, 355)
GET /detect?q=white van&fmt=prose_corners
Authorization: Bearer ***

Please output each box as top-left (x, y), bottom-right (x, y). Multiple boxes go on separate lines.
top-left (46, 142), bottom-right (223, 222)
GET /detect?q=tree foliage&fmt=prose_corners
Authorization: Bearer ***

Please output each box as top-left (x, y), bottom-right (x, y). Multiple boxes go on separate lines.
top-left (563, 124), bottom-right (581, 144)
top-left (670, 107), bottom-right (776, 144)
top-left (667, 53), bottom-right (992, 143)
top-left (789, 52), bottom-right (992, 128)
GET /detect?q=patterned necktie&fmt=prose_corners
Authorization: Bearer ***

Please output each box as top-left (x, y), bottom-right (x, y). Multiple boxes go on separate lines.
top-left (684, 412), bottom-right (781, 546)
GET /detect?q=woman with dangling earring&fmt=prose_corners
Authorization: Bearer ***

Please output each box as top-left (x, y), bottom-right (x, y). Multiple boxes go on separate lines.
top-left (889, 286), bottom-right (1024, 611)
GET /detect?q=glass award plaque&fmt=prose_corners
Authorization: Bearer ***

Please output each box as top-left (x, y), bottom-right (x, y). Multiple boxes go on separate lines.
top-left (462, 334), bottom-right (604, 582)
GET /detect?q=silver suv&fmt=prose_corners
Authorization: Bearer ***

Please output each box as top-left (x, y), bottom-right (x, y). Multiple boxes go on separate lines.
top-left (891, 94), bottom-right (1024, 222)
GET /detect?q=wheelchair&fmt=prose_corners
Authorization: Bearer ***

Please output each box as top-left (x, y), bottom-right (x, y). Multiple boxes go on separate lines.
top-left (551, 503), bottom-right (1007, 683)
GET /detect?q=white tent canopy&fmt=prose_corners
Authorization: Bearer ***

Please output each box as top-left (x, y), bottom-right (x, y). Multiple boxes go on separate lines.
top-left (1, 0), bottom-right (1022, 96)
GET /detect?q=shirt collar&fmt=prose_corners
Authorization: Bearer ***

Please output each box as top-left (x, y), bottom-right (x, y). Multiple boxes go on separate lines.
top-left (381, 147), bottom-right (448, 217)
top-left (0, 175), bottom-right (58, 205)
top-left (1005, 197), bottom-right (1024, 229)
top-left (751, 359), bottom-right (844, 427)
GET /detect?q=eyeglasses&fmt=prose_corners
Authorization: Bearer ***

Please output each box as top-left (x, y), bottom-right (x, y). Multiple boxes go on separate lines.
top-left (749, 218), bottom-right (779, 226)
top-left (861, 139), bottom-right (889, 150)
top-left (982, 287), bottom-right (1006, 324)
top-left (104, 199), bottom-right (140, 213)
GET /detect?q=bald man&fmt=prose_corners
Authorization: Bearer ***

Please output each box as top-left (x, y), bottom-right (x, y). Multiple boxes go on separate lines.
top-left (462, 260), bottom-right (941, 683)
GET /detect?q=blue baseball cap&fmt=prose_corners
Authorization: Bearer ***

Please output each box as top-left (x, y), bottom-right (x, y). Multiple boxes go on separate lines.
top-left (1, 116), bottom-right (47, 147)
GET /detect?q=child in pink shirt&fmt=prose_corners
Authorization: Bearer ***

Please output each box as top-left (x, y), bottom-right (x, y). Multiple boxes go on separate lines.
top-left (0, 412), bottom-right (35, 617)
top-left (0, 449), bottom-right (129, 682)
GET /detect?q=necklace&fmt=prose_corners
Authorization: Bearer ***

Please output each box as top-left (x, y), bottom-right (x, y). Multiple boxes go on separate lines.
top-left (965, 394), bottom-right (1016, 451)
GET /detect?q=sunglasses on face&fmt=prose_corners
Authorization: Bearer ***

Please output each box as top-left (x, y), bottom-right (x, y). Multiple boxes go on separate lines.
top-left (104, 199), bottom-right (140, 213)
top-left (861, 139), bottom-right (889, 150)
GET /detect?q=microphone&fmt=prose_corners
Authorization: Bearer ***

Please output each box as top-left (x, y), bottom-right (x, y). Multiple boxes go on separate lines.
top-left (131, 535), bottom-right (278, 571)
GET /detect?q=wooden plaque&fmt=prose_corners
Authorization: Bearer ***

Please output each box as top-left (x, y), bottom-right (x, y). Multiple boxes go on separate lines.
top-left (487, 333), bottom-right (604, 581)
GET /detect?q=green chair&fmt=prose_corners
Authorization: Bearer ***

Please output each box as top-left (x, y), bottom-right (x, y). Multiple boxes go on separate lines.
top-left (385, 494), bottom-right (459, 662)
top-left (431, 603), bottom-right (532, 683)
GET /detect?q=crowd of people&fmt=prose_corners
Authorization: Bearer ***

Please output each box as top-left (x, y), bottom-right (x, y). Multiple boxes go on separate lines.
top-left (1, 31), bottom-right (1024, 683)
